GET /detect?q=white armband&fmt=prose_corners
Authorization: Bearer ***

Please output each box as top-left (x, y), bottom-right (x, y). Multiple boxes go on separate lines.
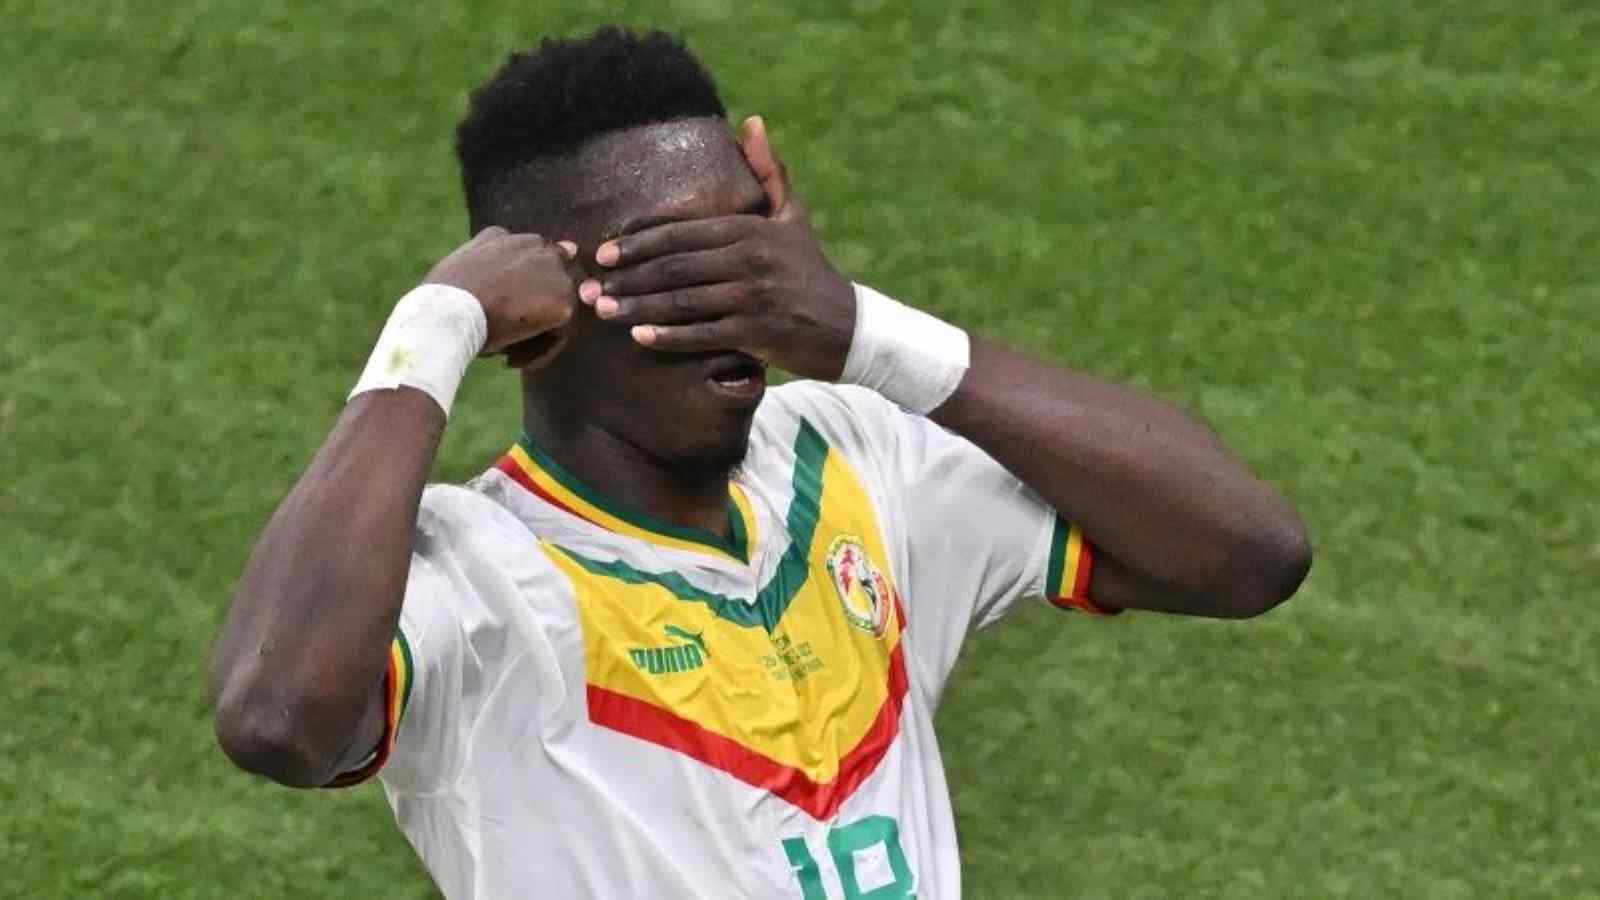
top-left (841, 282), bottom-right (970, 414)
top-left (348, 283), bottom-right (488, 417)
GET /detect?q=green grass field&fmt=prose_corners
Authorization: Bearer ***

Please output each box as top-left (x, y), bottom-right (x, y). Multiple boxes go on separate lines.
top-left (4, 1), bottom-right (1597, 896)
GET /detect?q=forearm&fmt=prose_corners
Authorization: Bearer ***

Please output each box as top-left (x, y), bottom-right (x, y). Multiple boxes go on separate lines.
top-left (210, 388), bottom-right (443, 784)
top-left (930, 338), bottom-right (1310, 616)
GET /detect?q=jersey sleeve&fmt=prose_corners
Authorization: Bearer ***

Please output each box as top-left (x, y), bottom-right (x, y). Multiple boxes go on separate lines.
top-left (323, 531), bottom-right (475, 793)
top-left (775, 383), bottom-right (1114, 691)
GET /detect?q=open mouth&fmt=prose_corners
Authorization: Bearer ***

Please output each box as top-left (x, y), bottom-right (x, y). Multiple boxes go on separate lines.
top-left (704, 353), bottom-right (768, 401)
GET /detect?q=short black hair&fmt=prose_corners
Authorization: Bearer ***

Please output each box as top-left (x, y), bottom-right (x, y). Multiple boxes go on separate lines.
top-left (455, 26), bottom-right (727, 231)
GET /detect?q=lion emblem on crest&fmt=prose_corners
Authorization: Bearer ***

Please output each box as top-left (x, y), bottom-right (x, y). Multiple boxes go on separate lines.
top-left (825, 535), bottom-right (894, 638)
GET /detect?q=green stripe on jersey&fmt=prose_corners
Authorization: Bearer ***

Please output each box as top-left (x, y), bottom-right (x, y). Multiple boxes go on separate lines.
top-left (1045, 515), bottom-right (1070, 598)
top-left (549, 419), bottom-right (830, 634)
top-left (394, 628), bottom-right (416, 724)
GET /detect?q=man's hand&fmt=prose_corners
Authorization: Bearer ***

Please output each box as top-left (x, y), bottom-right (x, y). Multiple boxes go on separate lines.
top-left (213, 225), bottom-right (586, 787)
top-left (425, 227), bottom-right (581, 368)
top-left (581, 117), bottom-right (857, 381)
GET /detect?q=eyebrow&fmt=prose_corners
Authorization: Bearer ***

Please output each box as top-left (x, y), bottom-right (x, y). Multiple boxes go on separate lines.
top-left (616, 195), bottom-right (772, 237)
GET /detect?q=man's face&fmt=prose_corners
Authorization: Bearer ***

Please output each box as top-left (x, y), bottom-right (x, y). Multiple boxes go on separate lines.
top-left (515, 118), bottom-right (770, 478)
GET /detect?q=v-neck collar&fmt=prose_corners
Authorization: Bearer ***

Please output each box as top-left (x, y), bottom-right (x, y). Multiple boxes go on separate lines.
top-left (493, 434), bottom-right (756, 565)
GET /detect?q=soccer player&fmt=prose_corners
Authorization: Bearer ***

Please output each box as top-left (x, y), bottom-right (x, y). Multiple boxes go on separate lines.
top-left (210, 27), bottom-right (1310, 899)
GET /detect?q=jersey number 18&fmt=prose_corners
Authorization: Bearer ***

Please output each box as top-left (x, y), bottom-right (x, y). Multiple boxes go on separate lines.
top-left (782, 815), bottom-right (916, 899)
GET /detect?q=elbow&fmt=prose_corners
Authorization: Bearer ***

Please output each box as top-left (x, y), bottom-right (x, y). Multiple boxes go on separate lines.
top-left (1213, 512), bottom-right (1313, 619)
top-left (212, 678), bottom-right (340, 789)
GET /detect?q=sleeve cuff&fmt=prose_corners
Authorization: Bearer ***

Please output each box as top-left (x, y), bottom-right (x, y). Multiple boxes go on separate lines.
top-left (323, 632), bottom-right (415, 788)
top-left (1044, 516), bottom-right (1117, 616)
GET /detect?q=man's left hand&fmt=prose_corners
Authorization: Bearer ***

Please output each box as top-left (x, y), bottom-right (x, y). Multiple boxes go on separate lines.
top-left (581, 116), bottom-right (857, 381)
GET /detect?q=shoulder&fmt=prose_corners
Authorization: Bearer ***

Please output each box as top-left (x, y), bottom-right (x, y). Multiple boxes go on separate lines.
top-left (415, 483), bottom-right (523, 550)
top-left (760, 380), bottom-right (895, 425)
top-left (402, 484), bottom-right (578, 659)
top-left (757, 381), bottom-right (946, 474)
top-left (757, 381), bottom-right (916, 452)
top-left (411, 483), bottom-right (567, 594)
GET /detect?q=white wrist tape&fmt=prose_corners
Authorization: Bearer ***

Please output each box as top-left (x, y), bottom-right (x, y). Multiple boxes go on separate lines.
top-left (841, 282), bottom-right (970, 414)
top-left (348, 283), bottom-right (487, 417)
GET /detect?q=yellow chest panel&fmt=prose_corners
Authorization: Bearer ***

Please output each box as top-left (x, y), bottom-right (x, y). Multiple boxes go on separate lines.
top-left (540, 422), bottom-right (908, 819)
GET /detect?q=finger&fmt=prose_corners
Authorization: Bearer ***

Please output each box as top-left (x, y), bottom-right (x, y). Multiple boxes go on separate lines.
top-left (595, 283), bottom-right (744, 326)
top-left (631, 319), bottom-right (743, 353)
top-left (503, 328), bottom-right (571, 371)
top-left (482, 296), bottom-right (576, 354)
top-left (502, 231), bottom-right (545, 248)
top-left (740, 116), bottom-right (793, 218)
top-left (591, 246), bottom-right (746, 298)
top-left (496, 230), bottom-right (548, 250)
top-left (508, 234), bottom-right (572, 276)
top-left (595, 216), bottom-right (756, 268)
top-left (507, 234), bottom-right (574, 267)
top-left (441, 226), bottom-right (511, 264)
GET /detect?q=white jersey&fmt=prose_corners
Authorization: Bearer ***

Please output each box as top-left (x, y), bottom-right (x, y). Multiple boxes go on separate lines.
top-left (336, 381), bottom-right (1100, 899)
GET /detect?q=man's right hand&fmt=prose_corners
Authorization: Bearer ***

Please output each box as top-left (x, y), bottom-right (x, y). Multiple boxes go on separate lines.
top-left (210, 225), bottom-right (579, 788)
top-left (424, 226), bottom-right (580, 361)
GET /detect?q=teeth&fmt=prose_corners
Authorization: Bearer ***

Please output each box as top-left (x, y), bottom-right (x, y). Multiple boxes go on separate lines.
top-left (710, 360), bottom-right (762, 389)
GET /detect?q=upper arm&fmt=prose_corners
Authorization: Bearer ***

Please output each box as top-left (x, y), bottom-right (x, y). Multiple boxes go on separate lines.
top-left (839, 387), bottom-right (1103, 615)
top-left (883, 411), bottom-right (1114, 675)
top-left (322, 550), bottom-right (465, 792)
top-left (781, 385), bottom-right (1115, 688)
top-left (323, 634), bottom-right (413, 787)
top-left (1085, 548), bottom-right (1268, 617)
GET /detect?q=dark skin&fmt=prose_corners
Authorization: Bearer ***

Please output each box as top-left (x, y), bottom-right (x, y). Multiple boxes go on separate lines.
top-left (210, 115), bottom-right (1311, 788)
top-left (509, 121), bottom-right (791, 530)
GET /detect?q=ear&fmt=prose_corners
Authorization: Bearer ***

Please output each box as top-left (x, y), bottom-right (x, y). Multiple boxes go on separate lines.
top-left (739, 115), bottom-right (798, 220)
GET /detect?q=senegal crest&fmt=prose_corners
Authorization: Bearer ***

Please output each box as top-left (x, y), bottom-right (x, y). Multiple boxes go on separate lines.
top-left (825, 535), bottom-right (892, 638)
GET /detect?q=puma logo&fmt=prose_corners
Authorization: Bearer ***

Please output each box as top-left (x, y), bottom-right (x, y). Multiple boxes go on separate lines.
top-left (663, 624), bottom-right (709, 657)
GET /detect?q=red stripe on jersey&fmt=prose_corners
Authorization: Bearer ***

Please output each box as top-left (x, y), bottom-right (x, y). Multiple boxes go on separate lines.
top-left (494, 455), bottom-right (599, 526)
top-left (1048, 540), bottom-right (1118, 615)
top-left (585, 641), bottom-right (910, 821)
